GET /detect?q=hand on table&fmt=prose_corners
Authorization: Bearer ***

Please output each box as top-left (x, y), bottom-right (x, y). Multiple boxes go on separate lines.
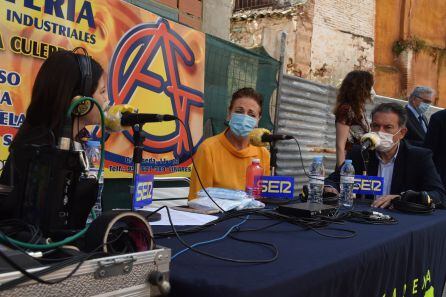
top-left (323, 186), bottom-right (339, 196)
top-left (371, 195), bottom-right (399, 208)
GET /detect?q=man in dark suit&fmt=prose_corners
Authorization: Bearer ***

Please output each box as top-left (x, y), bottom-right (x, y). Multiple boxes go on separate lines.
top-left (405, 86), bottom-right (434, 146)
top-left (326, 102), bottom-right (445, 208)
top-left (425, 109), bottom-right (446, 188)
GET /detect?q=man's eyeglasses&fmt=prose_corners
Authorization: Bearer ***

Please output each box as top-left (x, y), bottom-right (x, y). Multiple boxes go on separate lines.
top-left (414, 95), bottom-right (432, 104)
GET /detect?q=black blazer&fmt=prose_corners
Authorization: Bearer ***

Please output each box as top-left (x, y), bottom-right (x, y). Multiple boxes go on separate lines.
top-left (327, 140), bottom-right (446, 206)
top-left (405, 105), bottom-right (428, 146)
top-left (425, 109), bottom-right (446, 188)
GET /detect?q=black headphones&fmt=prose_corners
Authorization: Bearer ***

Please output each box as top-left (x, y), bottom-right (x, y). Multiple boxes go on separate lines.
top-left (83, 211), bottom-right (154, 254)
top-left (72, 47), bottom-right (94, 116)
top-left (392, 190), bottom-right (435, 214)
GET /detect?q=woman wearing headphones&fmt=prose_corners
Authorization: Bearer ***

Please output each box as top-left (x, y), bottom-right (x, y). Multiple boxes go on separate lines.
top-left (0, 49), bottom-right (108, 214)
top-left (188, 87), bottom-right (271, 200)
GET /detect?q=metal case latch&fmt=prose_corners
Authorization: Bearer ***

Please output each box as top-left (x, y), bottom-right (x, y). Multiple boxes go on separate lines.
top-left (94, 256), bottom-right (136, 279)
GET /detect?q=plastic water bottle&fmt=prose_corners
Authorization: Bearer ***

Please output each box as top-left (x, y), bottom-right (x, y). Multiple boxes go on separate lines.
top-left (246, 159), bottom-right (263, 199)
top-left (308, 156), bottom-right (325, 203)
top-left (85, 140), bottom-right (103, 223)
top-left (340, 159), bottom-right (355, 208)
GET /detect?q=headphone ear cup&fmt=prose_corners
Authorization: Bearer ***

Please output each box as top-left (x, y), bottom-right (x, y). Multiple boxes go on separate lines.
top-left (420, 191), bottom-right (432, 207)
top-left (71, 95), bottom-right (94, 117)
top-left (72, 100), bottom-right (93, 116)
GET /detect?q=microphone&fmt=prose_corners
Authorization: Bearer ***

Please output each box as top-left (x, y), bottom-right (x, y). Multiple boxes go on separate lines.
top-left (104, 104), bottom-right (177, 132)
top-left (249, 128), bottom-right (293, 147)
top-left (121, 113), bottom-right (177, 126)
top-left (360, 132), bottom-right (380, 151)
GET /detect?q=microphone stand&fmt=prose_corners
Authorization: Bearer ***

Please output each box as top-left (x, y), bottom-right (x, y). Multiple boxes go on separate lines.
top-left (130, 124), bottom-right (161, 222)
top-left (132, 125), bottom-right (143, 182)
top-left (270, 140), bottom-right (278, 176)
top-left (359, 148), bottom-right (369, 203)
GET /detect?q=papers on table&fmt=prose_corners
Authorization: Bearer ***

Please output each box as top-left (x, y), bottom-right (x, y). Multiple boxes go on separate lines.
top-left (142, 206), bottom-right (218, 226)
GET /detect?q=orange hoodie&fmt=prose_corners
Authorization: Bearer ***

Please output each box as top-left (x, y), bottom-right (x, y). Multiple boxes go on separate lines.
top-left (188, 130), bottom-right (270, 199)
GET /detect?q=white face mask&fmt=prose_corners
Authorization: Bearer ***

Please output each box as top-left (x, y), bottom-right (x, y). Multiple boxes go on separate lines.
top-left (376, 129), bottom-right (401, 152)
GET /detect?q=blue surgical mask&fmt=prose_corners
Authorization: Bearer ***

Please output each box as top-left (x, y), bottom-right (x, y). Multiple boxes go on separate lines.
top-left (228, 113), bottom-right (257, 137)
top-left (418, 102), bottom-right (430, 114)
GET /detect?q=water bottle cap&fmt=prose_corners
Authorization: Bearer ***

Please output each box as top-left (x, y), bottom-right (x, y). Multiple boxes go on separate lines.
top-left (86, 140), bottom-right (101, 147)
top-left (252, 158), bottom-right (260, 164)
top-left (313, 156), bottom-right (323, 162)
top-left (344, 159), bottom-right (352, 164)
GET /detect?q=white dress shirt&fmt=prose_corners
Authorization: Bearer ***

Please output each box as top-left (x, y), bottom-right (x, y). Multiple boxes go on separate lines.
top-left (376, 144), bottom-right (400, 197)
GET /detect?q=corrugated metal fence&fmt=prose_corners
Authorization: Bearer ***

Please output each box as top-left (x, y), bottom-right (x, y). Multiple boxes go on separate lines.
top-left (274, 74), bottom-right (442, 196)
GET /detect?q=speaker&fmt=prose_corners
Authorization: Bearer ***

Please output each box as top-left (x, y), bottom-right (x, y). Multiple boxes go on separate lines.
top-left (72, 47), bottom-right (93, 116)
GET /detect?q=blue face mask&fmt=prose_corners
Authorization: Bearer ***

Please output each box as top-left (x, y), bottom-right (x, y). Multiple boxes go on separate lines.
top-left (228, 113), bottom-right (258, 137)
top-left (418, 102), bottom-right (430, 114)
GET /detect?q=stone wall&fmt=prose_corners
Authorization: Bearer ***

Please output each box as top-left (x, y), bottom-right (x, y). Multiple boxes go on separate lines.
top-left (230, 0), bottom-right (376, 87)
top-left (310, 0), bottom-right (375, 85)
top-left (231, 2), bottom-right (314, 78)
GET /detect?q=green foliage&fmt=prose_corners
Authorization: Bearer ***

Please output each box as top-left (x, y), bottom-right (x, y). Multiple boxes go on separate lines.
top-left (392, 36), bottom-right (427, 56)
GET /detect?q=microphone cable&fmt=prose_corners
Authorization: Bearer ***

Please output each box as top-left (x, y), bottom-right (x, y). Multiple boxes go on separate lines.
top-left (175, 117), bottom-right (226, 213)
top-left (154, 207), bottom-right (356, 240)
top-left (291, 136), bottom-right (340, 185)
top-left (148, 206), bottom-right (279, 264)
top-left (360, 149), bottom-right (369, 175)
top-left (336, 210), bottom-right (398, 225)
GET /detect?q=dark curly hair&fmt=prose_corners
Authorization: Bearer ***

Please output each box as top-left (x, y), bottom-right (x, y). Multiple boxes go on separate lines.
top-left (333, 70), bottom-right (374, 119)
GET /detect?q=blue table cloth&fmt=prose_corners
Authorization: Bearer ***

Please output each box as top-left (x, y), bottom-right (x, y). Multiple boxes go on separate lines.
top-left (156, 207), bottom-right (446, 297)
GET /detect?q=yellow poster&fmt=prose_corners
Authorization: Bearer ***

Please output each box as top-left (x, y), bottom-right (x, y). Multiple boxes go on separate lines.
top-left (0, 0), bottom-right (205, 178)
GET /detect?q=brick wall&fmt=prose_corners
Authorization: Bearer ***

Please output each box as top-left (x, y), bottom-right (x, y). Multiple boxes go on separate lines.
top-left (155, 0), bottom-right (203, 30)
top-left (231, 1), bottom-right (315, 78)
top-left (229, 0), bottom-right (375, 86)
top-left (156, 0), bottom-right (178, 9)
top-left (310, 0), bottom-right (375, 85)
top-left (179, 0), bottom-right (202, 30)
top-left (313, 0), bottom-right (374, 38)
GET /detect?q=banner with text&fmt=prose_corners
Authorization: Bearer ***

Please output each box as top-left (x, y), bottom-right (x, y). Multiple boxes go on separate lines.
top-left (0, 0), bottom-right (205, 178)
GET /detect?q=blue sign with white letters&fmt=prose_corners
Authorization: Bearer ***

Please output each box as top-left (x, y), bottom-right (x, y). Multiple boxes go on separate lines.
top-left (256, 176), bottom-right (295, 199)
top-left (133, 174), bottom-right (154, 210)
top-left (352, 175), bottom-right (384, 195)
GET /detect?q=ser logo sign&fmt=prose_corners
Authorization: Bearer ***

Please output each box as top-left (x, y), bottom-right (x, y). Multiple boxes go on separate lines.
top-left (133, 174), bottom-right (154, 210)
top-left (352, 175), bottom-right (384, 196)
top-left (256, 176), bottom-right (295, 199)
top-left (108, 18), bottom-right (204, 165)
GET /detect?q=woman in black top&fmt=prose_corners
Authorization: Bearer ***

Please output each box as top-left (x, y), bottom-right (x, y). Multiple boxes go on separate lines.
top-left (0, 49), bottom-right (108, 217)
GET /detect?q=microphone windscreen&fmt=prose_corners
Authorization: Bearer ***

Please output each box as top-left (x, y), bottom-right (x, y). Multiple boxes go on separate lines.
top-left (249, 128), bottom-right (271, 147)
top-left (104, 104), bottom-right (137, 132)
top-left (360, 132), bottom-right (380, 149)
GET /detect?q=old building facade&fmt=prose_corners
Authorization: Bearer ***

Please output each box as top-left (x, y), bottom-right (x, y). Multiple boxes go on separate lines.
top-left (206, 0), bottom-right (446, 107)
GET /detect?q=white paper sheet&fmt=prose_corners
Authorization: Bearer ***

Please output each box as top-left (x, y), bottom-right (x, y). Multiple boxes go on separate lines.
top-left (142, 206), bottom-right (218, 226)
